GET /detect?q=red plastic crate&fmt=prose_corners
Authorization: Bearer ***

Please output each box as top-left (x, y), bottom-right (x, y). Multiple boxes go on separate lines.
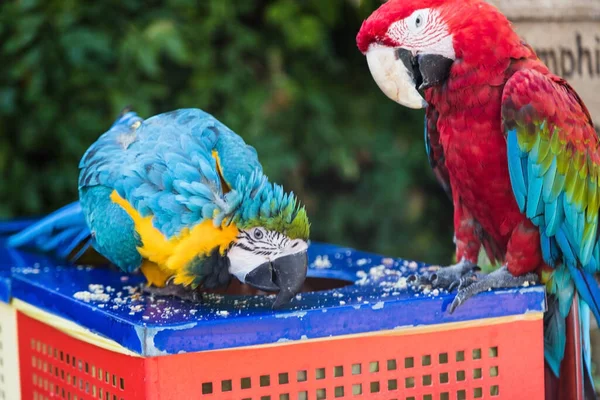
top-left (20, 313), bottom-right (144, 400)
top-left (7, 242), bottom-right (548, 399)
top-left (19, 311), bottom-right (544, 400)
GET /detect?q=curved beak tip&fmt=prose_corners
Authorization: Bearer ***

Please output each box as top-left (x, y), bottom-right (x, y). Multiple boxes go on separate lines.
top-left (272, 250), bottom-right (308, 309)
top-left (243, 250), bottom-right (308, 309)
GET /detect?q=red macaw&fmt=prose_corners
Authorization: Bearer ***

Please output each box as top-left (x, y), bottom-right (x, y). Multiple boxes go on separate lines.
top-left (357, 0), bottom-right (599, 398)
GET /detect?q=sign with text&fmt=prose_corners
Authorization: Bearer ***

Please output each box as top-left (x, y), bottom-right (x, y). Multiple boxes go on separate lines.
top-left (488, 0), bottom-right (600, 130)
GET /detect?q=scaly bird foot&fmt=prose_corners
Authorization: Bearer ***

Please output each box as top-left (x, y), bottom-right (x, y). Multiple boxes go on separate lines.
top-left (143, 281), bottom-right (201, 303)
top-left (448, 266), bottom-right (538, 313)
top-left (409, 259), bottom-right (480, 291)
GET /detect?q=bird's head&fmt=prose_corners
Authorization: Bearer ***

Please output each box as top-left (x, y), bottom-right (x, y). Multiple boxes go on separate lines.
top-left (223, 172), bottom-right (310, 309)
top-left (356, 0), bottom-right (516, 108)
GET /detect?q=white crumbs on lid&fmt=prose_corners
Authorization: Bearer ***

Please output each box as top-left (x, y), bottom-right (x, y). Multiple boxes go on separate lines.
top-left (356, 258), bottom-right (369, 267)
top-left (394, 277), bottom-right (408, 290)
top-left (88, 284), bottom-right (104, 294)
top-left (313, 255), bottom-right (332, 269)
top-left (73, 291), bottom-right (110, 303)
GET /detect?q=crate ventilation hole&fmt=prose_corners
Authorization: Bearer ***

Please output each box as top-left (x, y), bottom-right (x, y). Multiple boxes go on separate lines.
top-left (198, 347), bottom-right (501, 398)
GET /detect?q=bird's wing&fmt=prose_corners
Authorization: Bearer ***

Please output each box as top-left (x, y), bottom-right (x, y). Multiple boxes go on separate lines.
top-left (502, 68), bottom-right (600, 375)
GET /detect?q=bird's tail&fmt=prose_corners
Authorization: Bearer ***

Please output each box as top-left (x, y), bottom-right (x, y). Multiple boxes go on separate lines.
top-left (5, 202), bottom-right (94, 263)
top-left (0, 218), bottom-right (40, 236)
top-left (569, 266), bottom-right (600, 400)
top-left (545, 264), bottom-right (599, 400)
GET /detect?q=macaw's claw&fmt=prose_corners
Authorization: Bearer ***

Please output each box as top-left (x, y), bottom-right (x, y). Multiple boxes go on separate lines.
top-left (143, 282), bottom-right (201, 303)
top-left (448, 266), bottom-right (538, 314)
top-left (410, 259), bottom-right (480, 290)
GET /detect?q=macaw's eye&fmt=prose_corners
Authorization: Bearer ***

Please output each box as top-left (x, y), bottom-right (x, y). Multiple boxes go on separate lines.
top-left (415, 15), bottom-right (423, 28)
top-left (253, 229), bottom-right (264, 240)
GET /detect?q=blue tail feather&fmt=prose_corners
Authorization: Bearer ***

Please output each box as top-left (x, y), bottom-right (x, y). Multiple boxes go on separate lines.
top-left (565, 263), bottom-right (600, 324)
top-left (6, 202), bottom-right (91, 263)
top-left (0, 218), bottom-right (39, 236)
top-left (545, 294), bottom-right (567, 377)
top-left (58, 229), bottom-right (92, 260)
top-left (579, 300), bottom-right (593, 388)
top-left (69, 236), bottom-right (93, 262)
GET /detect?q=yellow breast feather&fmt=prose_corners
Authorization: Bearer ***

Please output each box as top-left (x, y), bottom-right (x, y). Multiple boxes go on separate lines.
top-left (110, 190), bottom-right (238, 287)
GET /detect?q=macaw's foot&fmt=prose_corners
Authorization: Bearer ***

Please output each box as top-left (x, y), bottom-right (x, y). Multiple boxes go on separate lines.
top-left (143, 282), bottom-right (201, 302)
top-left (448, 266), bottom-right (538, 313)
top-left (409, 259), bottom-right (480, 290)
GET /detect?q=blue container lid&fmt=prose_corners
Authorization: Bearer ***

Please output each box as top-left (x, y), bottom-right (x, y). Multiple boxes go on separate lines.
top-left (2, 241), bottom-right (545, 356)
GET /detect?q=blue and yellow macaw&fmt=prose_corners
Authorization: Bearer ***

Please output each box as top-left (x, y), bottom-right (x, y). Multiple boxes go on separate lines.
top-left (9, 108), bottom-right (310, 308)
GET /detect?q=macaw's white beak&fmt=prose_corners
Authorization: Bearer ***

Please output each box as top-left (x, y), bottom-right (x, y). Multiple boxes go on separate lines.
top-left (366, 44), bottom-right (427, 109)
top-left (365, 44), bottom-right (455, 110)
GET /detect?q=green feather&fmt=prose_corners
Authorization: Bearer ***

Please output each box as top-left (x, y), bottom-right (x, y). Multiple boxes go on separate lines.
top-left (537, 137), bottom-right (551, 166)
top-left (565, 163), bottom-right (579, 203)
top-left (587, 179), bottom-right (598, 223)
top-left (232, 171), bottom-right (310, 240)
top-left (517, 125), bottom-right (536, 153)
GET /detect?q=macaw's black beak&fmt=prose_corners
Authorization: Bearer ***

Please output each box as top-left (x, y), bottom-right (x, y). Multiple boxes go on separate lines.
top-left (244, 250), bottom-right (308, 309)
top-left (395, 48), bottom-right (454, 91)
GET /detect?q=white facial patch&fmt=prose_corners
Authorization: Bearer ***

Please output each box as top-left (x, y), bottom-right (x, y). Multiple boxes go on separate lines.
top-left (227, 245), bottom-right (269, 282)
top-left (366, 44), bottom-right (427, 109)
top-left (386, 8), bottom-right (456, 60)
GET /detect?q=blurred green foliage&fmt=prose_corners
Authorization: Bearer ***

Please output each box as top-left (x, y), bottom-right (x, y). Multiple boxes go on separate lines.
top-left (0, 0), bottom-right (454, 263)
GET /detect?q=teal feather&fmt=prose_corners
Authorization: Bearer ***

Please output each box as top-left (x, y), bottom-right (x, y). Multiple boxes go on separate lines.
top-left (576, 210), bottom-right (585, 245)
top-left (542, 158), bottom-right (558, 202)
top-left (507, 130), bottom-right (527, 211)
top-left (424, 115), bottom-right (431, 160)
top-left (540, 231), bottom-right (560, 267)
top-left (526, 160), bottom-right (545, 225)
top-left (580, 220), bottom-right (597, 267)
top-left (544, 194), bottom-right (564, 237)
top-left (563, 200), bottom-right (578, 243)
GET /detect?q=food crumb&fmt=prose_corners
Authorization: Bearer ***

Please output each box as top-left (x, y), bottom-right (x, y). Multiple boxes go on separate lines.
top-left (73, 291), bottom-right (110, 303)
top-left (313, 255), bottom-right (332, 269)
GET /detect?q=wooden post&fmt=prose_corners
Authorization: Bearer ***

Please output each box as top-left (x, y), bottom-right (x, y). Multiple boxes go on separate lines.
top-left (488, 0), bottom-right (600, 131)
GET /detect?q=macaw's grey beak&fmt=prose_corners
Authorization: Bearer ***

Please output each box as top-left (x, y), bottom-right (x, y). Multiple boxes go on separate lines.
top-left (244, 250), bottom-right (308, 309)
top-left (365, 45), bottom-right (453, 109)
